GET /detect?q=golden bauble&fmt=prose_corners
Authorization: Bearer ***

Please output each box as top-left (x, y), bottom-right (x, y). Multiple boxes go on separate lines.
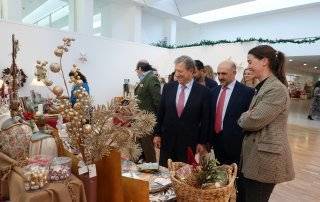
top-left (83, 124), bottom-right (92, 134)
top-left (54, 48), bottom-right (63, 57)
top-left (76, 79), bottom-right (83, 85)
top-left (77, 93), bottom-right (83, 98)
top-left (44, 79), bottom-right (53, 86)
top-left (53, 86), bottom-right (63, 97)
top-left (50, 63), bottom-right (61, 73)
top-left (74, 103), bottom-right (81, 110)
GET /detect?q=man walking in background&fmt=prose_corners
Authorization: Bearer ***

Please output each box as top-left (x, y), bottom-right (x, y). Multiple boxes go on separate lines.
top-left (134, 60), bottom-right (161, 162)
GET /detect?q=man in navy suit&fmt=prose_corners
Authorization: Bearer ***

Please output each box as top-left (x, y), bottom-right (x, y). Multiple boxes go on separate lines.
top-left (154, 56), bottom-right (210, 167)
top-left (210, 60), bottom-right (254, 166)
top-left (194, 60), bottom-right (218, 90)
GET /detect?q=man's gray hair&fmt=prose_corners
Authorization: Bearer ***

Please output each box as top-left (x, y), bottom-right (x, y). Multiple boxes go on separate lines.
top-left (174, 55), bottom-right (195, 70)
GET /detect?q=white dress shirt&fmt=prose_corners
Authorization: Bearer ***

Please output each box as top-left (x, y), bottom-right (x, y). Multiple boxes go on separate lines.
top-left (216, 80), bottom-right (236, 129)
top-left (176, 79), bottom-right (194, 107)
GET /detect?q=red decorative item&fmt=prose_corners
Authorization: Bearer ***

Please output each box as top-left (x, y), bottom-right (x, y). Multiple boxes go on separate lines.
top-left (23, 112), bottom-right (34, 120)
top-left (186, 147), bottom-right (198, 167)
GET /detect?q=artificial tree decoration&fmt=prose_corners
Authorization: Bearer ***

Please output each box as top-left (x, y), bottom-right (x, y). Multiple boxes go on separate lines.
top-left (34, 37), bottom-right (156, 165)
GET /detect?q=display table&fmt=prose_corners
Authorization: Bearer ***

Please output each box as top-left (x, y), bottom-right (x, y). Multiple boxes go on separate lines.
top-left (121, 161), bottom-right (176, 202)
top-left (0, 152), bottom-right (86, 202)
top-left (9, 173), bottom-right (87, 202)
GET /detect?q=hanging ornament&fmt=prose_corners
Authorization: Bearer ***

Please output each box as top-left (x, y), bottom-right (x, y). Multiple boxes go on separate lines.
top-left (53, 86), bottom-right (63, 97)
top-left (50, 63), bottom-right (61, 73)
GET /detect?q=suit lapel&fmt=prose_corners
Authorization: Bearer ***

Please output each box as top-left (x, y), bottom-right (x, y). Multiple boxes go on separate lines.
top-left (249, 75), bottom-right (277, 109)
top-left (171, 82), bottom-right (179, 117)
top-left (224, 82), bottom-right (240, 120)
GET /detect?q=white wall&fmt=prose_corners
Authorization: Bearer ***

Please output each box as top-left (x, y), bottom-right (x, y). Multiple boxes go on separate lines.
top-left (168, 42), bottom-right (258, 82)
top-left (141, 11), bottom-right (166, 44)
top-left (0, 20), bottom-right (169, 104)
top-left (177, 4), bottom-right (320, 56)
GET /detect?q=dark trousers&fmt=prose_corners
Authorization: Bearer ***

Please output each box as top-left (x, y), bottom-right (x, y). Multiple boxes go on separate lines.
top-left (139, 136), bottom-right (156, 163)
top-left (237, 174), bottom-right (275, 202)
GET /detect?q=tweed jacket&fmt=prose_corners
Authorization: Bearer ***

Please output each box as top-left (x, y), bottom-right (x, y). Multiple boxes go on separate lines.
top-left (238, 75), bottom-right (294, 184)
top-left (134, 71), bottom-right (161, 114)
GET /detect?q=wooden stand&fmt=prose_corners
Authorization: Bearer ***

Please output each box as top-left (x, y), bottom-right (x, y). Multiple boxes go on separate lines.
top-left (122, 176), bottom-right (149, 202)
top-left (96, 150), bottom-right (124, 202)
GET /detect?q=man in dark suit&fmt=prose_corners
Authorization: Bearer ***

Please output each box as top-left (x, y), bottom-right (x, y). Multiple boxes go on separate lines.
top-left (194, 60), bottom-right (218, 90)
top-left (134, 60), bottom-right (161, 162)
top-left (154, 56), bottom-right (210, 166)
top-left (210, 60), bottom-right (254, 166)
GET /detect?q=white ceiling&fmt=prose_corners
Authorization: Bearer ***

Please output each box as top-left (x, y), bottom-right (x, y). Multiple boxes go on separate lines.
top-left (287, 55), bottom-right (320, 74)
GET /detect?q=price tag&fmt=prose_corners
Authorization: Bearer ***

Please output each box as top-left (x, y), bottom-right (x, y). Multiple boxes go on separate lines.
top-left (154, 178), bottom-right (171, 186)
top-left (88, 164), bottom-right (97, 178)
top-left (78, 166), bottom-right (88, 175)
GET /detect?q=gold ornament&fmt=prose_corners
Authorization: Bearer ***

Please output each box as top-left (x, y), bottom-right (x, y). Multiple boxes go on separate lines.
top-left (49, 63), bottom-right (61, 73)
top-left (83, 124), bottom-right (92, 134)
top-left (53, 86), bottom-right (63, 96)
top-left (74, 103), bottom-right (81, 110)
top-left (76, 79), bottom-right (83, 85)
top-left (44, 79), bottom-right (53, 86)
top-left (54, 48), bottom-right (63, 57)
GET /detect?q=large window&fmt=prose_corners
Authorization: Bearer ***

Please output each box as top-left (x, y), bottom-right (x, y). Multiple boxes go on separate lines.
top-left (22, 0), bottom-right (69, 30)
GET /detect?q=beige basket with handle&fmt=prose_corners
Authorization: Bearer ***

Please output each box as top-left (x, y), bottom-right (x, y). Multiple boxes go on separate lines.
top-left (168, 159), bottom-right (237, 202)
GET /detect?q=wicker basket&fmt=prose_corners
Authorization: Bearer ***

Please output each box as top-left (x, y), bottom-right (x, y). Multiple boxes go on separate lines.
top-left (168, 159), bottom-right (237, 202)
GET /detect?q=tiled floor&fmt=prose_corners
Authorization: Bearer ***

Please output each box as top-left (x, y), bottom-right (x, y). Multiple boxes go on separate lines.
top-left (270, 99), bottom-right (320, 202)
top-left (288, 99), bottom-right (320, 129)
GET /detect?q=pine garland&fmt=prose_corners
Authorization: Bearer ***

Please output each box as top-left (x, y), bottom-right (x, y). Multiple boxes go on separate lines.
top-left (151, 36), bottom-right (320, 49)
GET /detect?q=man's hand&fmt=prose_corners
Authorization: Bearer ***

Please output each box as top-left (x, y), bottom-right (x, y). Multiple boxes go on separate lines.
top-left (196, 144), bottom-right (208, 155)
top-left (153, 136), bottom-right (161, 149)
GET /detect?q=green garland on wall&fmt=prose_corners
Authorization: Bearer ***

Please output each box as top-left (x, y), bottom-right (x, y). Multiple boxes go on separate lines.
top-left (151, 36), bottom-right (320, 49)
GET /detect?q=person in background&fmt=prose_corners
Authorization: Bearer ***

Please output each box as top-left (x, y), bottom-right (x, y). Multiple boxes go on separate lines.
top-left (241, 68), bottom-right (259, 88)
top-left (238, 45), bottom-right (294, 202)
top-left (308, 80), bottom-right (320, 120)
top-left (69, 70), bottom-right (90, 106)
top-left (168, 71), bottom-right (176, 83)
top-left (194, 60), bottom-right (218, 90)
top-left (134, 60), bottom-right (161, 162)
top-left (204, 65), bottom-right (215, 80)
top-left (154, 55), bottom-right (210, 166)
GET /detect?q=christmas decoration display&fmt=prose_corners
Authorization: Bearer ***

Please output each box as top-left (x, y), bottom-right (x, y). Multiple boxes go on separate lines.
top-left (34, 37), bottom-right (156, 166)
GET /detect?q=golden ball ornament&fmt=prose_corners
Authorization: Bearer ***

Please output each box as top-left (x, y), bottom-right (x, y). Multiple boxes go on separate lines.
top-left (74, 103), bottom-right (81, 110)
top-left (76, 79), bottom-right (83, 85)
top-left (83, 124), bottom-right (92, 134)
top-left (53, 86), bottom-right (63, 97)
top-left (44, 79), bottom-right (53, 86)
top-left (49, 63), bottom-right (61, 73)
top-left (54, 48), bottom-right (63, 57)
top-left (77, 93), bottom-right (83, 98)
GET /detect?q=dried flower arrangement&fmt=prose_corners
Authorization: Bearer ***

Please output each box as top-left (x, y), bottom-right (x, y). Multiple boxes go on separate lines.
top-left (34, 37), bottom-right (156, 165)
